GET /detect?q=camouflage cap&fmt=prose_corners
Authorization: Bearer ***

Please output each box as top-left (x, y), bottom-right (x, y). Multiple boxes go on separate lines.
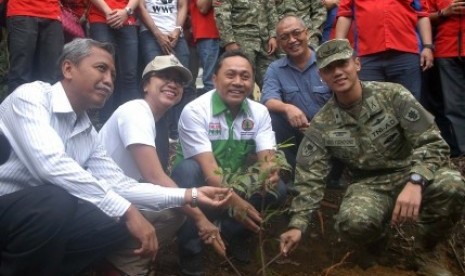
top-left (315, 39), bottom-right (354, 69)
top-left (142, 54), bottom-right (193, 83)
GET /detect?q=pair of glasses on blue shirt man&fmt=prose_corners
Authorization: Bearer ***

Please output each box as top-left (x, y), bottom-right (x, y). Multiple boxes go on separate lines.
top-left (278, 28), bottom-right (306, 43)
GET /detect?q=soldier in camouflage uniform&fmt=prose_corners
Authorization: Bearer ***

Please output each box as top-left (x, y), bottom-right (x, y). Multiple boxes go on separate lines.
top-left (279, 39), bottom-right (465, 276)
top-left (275, 0), bottom-right (326, 49)
top-left (213, 0), bottom-right (278, 87)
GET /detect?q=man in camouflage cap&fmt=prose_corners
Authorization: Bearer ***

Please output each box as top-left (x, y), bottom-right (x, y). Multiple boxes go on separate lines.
top-left (279, 39), bottom-right (465, 275)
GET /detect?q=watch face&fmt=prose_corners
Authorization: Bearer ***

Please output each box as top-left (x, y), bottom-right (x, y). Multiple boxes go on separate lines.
top-left (411, 173), bottom-right (422, 182)
top-left (410, 174), bottom-right (426, 187)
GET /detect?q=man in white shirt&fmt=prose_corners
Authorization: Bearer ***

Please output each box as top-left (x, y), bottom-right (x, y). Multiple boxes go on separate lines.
top-left (0, 38), bottom-right (231, 276)
top-left (171, 50), bottom-right (287, 276)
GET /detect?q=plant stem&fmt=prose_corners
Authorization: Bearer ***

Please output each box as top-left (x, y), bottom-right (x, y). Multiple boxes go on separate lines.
top-left (256, 252), bottom-right (283, 275)
top-left (224, 255), bottom-right (243, 276)
top-left (259, 195), bottom-right (266, 276)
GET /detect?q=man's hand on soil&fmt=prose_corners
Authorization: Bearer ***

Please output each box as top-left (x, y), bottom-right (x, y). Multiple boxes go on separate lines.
top-left (391, 182), bottom-right (422, 226)
top-left (280, 228), bottom-right (302, 257)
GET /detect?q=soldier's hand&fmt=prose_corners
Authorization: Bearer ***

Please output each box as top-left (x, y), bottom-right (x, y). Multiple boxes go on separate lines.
top-left (267, 37), bottom-right (277, 55)
top-left (230, 193), bottom-right (262, 232)
top-left (280, 228), bottom-right (302, 257)
top-left (225, 42), bottom-right (240, 52)
top-left (267, 166), bottom-right (280, 187)
top-left (390, 182), bottom-right (422, 226)
top-left (124, 205), bottom-right (158, 260)
top-left (284, 104), bottom-right (310, 129)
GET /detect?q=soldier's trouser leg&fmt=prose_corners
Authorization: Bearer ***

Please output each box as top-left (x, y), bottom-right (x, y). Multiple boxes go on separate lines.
top-left (334, 183), bottom-right (395, 244)
top-left (255, 45), bottom-right (277, 89)
top-left (417, 167), bottom-right (465, 245)
top-left (237, 41), bottom-right (259, 88)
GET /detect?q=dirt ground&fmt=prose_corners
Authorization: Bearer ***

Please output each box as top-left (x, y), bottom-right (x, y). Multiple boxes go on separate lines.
top-left (82, 152), bottom-right (465, 276)
top-left (152, 203), bottom-right (464, 276)
top-left (150, 157), bottom-right (465, 276)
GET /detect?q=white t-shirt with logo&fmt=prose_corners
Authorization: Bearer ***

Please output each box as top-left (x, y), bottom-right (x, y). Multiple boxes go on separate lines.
top-left (141, 0), bottom-right (178, 34)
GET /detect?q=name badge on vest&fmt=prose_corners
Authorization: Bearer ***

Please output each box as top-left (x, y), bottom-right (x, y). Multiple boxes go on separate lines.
top-left (325, 130), bottom-right (356, 146)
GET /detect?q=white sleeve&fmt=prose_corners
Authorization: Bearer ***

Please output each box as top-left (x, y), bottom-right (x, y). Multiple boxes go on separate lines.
top-left (254, 106), bottom-right (276, 152)
top-left (118, 103), bottom-right (156, 148)
top-left (85, 141), bottom-right (186, 212)
top-left (178, 104), bottom-right (212, 158)
top-left (0, 87), bottom-right (131, 218)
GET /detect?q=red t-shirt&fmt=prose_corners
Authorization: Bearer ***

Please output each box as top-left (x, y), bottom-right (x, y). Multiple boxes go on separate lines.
top-left (189, 0), bottom-right (219, 42)
top-left (337, 0), bottom-right (429, 56)
top-left (88, 0), bottom-right (136, 25)
top-left (7, 0), bottom-right (61, 20)
top-left (427, 0), bottom-right (465, 58)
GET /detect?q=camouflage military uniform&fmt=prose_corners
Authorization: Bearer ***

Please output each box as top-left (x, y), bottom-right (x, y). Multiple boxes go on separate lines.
top-left (275, 0), bottom-right (326, 49)
top-left (214, 0), bottom-right (278, 87)
top-left (289, 81), bottom-right (465, 244)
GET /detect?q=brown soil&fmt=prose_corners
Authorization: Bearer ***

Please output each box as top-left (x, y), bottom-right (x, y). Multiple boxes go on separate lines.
top-left (150, 156), bottom-right (465, 276)
top-left (152, 188), bottom-right (464, 276)
top-left (82, 153), bottom-right (465, 276)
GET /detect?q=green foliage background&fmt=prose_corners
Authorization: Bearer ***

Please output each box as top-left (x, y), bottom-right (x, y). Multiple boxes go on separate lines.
top-left (0, 28), bottom-right (8, 102)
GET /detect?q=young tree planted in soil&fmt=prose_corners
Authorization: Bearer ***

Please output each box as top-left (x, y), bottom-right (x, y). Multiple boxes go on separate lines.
top-left (215, 143), bottom-right (293, 275)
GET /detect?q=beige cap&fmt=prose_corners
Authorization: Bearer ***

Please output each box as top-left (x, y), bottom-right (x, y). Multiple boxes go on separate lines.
top-left (315, 39), bottom-right (354, 69)
top-left (142, 54), bottom-right (193, 84)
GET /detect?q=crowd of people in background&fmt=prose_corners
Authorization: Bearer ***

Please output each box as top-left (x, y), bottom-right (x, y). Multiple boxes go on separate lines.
top-left (0, 0), bottom-right (465, 275)
top-left (1, 0), bottom-right (463, 158)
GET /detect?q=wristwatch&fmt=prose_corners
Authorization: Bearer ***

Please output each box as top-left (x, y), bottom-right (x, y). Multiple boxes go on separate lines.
top-left (423, 43), bottom-right (435, 51)
top-left (125, 7), bottom-right (134, 16)
top-left (190, 187), bottom-right (198, 208)
top-left (410, 173), bottom-right (427, 188)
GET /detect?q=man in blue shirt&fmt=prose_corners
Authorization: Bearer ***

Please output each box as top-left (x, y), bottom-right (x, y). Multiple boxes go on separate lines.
top-left (261, 15), bottom-right (331, 171)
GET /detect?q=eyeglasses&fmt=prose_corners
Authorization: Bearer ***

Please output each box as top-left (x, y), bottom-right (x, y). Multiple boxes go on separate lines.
top-left (153, 71), bottom-right (187, 86)
top-left (278, 28), bottom-right (306, 42)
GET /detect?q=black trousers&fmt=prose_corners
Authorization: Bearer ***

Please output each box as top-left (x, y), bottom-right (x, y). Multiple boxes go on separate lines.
top-left (0, 185), bottom-right (130, 276)
top-left (6, 16), bottom-right (64, 93)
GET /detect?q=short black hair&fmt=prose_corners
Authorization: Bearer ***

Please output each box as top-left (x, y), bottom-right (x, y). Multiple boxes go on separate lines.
top-left (214, 49), bottom-right (255, 76)
top-left (57, 38), bottom-right (114, 79)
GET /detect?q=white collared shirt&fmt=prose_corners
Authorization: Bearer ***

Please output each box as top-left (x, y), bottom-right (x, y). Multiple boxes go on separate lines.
top-left (0, 81), bottom-right (186, 218)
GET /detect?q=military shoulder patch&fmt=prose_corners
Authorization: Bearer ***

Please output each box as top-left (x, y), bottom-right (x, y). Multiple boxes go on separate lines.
top-left (404, 107), bottom-right (421, 122)
top-left (301, 140), bottom-right (318, 157)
